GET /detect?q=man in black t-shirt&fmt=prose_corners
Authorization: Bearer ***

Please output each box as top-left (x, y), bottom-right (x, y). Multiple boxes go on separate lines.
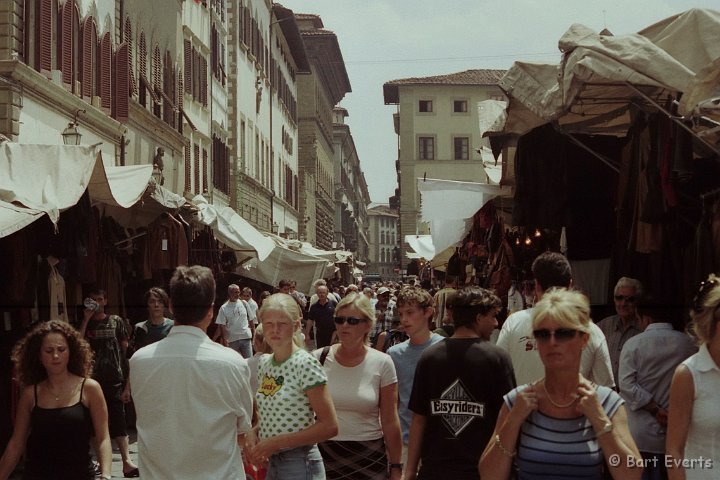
top-left (406, 286), bottom-right (516, 480)
top-left (305, 285), bottom-right (337, 348)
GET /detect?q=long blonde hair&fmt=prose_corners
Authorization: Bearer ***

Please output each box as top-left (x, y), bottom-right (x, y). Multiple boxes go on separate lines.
top-left (257, 293), bottom-right (305, 348)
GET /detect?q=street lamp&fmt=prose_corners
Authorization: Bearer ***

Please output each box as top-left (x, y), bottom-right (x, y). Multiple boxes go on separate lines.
top-left (61, 109), bottom-right (85, 145)
top-left (271, 222), bottom-right (279, 235)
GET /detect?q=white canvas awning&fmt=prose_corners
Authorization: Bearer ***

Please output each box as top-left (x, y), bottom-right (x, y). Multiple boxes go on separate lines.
top-left (0, 143), bottom-right (153, 238)
top-left (489, 8), bottom-right (720, 139)
top-left (191, 195), bottom-right (275, 262)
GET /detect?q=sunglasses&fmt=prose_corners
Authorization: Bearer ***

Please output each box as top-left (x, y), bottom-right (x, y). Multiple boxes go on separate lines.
top-left (334, 316), bottom-right (366, 325)
top-left (693, 278), bottom-right (719, 312)
top-left (614, 295), bottom-right (636, 302)
top-left (532, 328), bottom-right (579, 343)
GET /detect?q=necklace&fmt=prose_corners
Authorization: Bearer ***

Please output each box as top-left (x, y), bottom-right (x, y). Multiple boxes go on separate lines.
top-left (541, 380), bottom-right (577, 408)
top-left (47, 384), bottom-right (65, 401)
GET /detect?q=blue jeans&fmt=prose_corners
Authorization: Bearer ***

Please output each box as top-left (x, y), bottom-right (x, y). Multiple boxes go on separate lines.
top-left (266, 445), bottom-right (325, 480)
top-left (640, 452), bottom-right (668, 480)
top-left (229, 338), bottom-right (253, 359)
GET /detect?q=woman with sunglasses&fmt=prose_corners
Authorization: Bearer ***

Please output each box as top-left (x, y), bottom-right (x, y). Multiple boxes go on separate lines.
top-left (249, 293), bottom-right (338, 479)
top-left (480, 288), bottom-right (641, 479)
top-left (313, 292), bottom-right (403, 480)
top-left (666, 275), bottom-right (720, 480)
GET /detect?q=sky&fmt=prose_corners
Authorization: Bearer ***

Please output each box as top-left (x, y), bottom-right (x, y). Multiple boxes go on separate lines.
top-left (280, 0), bottom-right (718, 203)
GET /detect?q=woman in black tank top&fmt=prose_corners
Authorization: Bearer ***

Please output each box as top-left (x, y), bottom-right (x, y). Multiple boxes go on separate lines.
top-left (0, 320), bottom-right (113, 480)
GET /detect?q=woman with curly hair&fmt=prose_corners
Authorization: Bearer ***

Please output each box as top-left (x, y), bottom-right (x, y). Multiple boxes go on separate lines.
top-left (0, 320), bottom-right (112, 480)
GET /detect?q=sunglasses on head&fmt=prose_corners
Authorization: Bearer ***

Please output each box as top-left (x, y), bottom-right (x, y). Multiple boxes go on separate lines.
top-left (693, 277), bottom-right (719, 312)
top-left (334, 316), bottom-right (366, 325)
top-left (614, 295), bottom-right (636, 302)
top-left (532, 328), bottom-right (579, 342)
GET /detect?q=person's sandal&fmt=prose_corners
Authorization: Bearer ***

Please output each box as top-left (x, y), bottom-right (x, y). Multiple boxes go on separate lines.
top-left (123, 467), bottom-right (140, 478)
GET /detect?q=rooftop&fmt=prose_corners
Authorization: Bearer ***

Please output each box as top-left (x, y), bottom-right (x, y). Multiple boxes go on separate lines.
top-left (383, 69), bottom-right (507, 104)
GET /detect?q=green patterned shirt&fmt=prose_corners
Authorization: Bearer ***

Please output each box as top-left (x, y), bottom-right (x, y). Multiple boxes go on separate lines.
top-left (256, 348), bottom-right (327, 440)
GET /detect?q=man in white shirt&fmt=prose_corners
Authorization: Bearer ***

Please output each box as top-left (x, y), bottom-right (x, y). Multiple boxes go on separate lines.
top-left (212, 284), bottom-right (255, 358)
top-left (130, 265), bottom-right (254, 480)
top-left (241, 287), bottom-right (259, 327)
top-left (496, 251), bottom-right (614, 387)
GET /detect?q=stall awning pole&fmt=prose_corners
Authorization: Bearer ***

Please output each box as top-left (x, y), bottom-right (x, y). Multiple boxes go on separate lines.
top-left (552, 122), bottom-right (620, 173)
top-left (624, 82), bottom-right (720, 159)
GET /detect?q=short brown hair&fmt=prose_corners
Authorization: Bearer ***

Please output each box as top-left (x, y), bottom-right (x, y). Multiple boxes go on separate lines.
top-left (12, 320), bottom-right (94, 385)
top-left (397, 286), bottom-right (433, 310)
top-left (144, 287), bottom-right (169, 307)
top-left (169, 265), bottom-right (216, 325)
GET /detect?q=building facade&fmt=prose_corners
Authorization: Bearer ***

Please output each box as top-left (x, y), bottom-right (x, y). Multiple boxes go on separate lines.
top-left (367, 204), bottom-right (400, 281)
top-left (333, 107), bottom-right (370, 263)
top-left (295, 13), bottom-right (350, 250)
top-left (383, 69), bottom-right (506, 270)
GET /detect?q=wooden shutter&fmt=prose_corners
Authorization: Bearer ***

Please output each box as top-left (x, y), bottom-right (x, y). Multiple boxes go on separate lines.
top-left (61, 0), bottom-right (73, 85)
top-left (81, 17), bottom-right (96, 99)
top-left (183, 39), bottom-right (191, 94)
top-left (138, 32), bottom-right (146, 78)
top-left (100, 33), bottom-right (112, 109)
top-left (193, 143), bottom-right (200, 194)
top-left (184, 141), bottom-right (191, 193)
top-left (124, 17), bottom-right (137, 96)
top-left (39, 0), bottom-right (53, 71)
top-left (200, 56), bottom-right (207, 106)
top-left (202, 148), bottom-right (208, 193)
top-left (153, 45), bottom-right (161, 92)
top-left (114, 43), bottom-right (129, 122)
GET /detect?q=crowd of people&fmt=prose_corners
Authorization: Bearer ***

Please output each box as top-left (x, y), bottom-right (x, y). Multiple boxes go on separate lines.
top-left (1, 252), bottom-right (719, 480)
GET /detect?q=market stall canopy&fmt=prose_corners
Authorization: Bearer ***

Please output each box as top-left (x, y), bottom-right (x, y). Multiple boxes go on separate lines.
top-left (417, 178), bottom-right (510, 257)
top-left (238, 236), bottom-right (334, 294)
top-left (101, 179), bottom-right (191, 228)
top-left (488, 8), bottom-right (720, 138)
top-left (191, 195), bottom-right (275, 262)
top-left (0, 144), bottom-right (152, 238)
top-left (405, 234), bottom-right (436, 260)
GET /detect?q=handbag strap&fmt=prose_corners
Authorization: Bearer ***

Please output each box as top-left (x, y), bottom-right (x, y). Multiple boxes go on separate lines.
top-left (319, 345), bottom-right (331, 366)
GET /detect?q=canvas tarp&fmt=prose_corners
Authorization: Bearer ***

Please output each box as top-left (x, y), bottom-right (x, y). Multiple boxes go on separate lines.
top-left (487, 8), bottom-right (720, 138)
top-left (417, 178), bottom-right (510, 258)
top-left (191, 195), bottom-right (275, 262)
top-left (0, 144), bottom-right (152, 238)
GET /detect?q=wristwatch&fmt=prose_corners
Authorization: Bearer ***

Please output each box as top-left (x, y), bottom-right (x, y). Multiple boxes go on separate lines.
top-left (596, 420), bottom-right (614, 437)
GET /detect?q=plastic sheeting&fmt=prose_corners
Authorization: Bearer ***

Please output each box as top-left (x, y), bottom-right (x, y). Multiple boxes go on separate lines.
top-left (417, 178), bottom-right (510, 257)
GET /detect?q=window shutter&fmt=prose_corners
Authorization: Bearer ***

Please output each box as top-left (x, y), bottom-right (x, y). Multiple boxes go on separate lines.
top-left (61, 0), bottom-right (73, 85)
top-left (200, 56), bottom-right (207, 106)
top-left (39, 0), bottom-right (53, 71)
top-left (138, 32), bottom-right (147, 78)
top-left (114, 43), bottom-right (129, 122)
top-left (81, 18), bottom-right (95, 99)
top-left (100, 33), bottom-right (112, 110)
top-left (184, 141), bottom-right (191, 193)
top-left (202, 148), bottom-right (208, 193)
top-left (183, 39), bottom-right (191, 94)
top-left (153, 45), bottom-right (161, 93)
top-left (124, 17), bottom-right (137, 96)
top-left (193, 144), bottom-right (200, 194)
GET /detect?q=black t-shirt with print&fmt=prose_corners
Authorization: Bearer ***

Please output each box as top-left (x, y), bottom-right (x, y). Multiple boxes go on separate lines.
top-left (409, 338), bottom-right (516, 478)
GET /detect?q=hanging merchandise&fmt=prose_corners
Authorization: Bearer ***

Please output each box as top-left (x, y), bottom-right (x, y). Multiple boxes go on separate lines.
top-left (47, 257), bottom-right (68, 323)
top-left (143, 213), bottom-right (189, 279)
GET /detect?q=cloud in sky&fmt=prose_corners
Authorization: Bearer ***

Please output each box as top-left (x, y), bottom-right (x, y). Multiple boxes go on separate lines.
top-left (281, 0), bottom-right (718, 202)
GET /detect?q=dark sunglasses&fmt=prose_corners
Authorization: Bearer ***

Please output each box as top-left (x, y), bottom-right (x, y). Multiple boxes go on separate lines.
top-left (693, 278), bottom-right (719, 312)
top-left (334, 316), bottom-right (366, 325)
top-left (532, 328), bottom-right (579, 342)
top-left (614, 295), bottom-right (636, 302)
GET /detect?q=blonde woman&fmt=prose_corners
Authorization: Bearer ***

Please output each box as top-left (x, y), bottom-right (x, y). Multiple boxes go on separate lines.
top-left (314, 292), bottom-right (403, 480)
top-left (250, 293), bottom-right (338, 479)
top-left (480, 288), bottom-right (641, 480)
top-left (667, 274), bottom-right (720, 480)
